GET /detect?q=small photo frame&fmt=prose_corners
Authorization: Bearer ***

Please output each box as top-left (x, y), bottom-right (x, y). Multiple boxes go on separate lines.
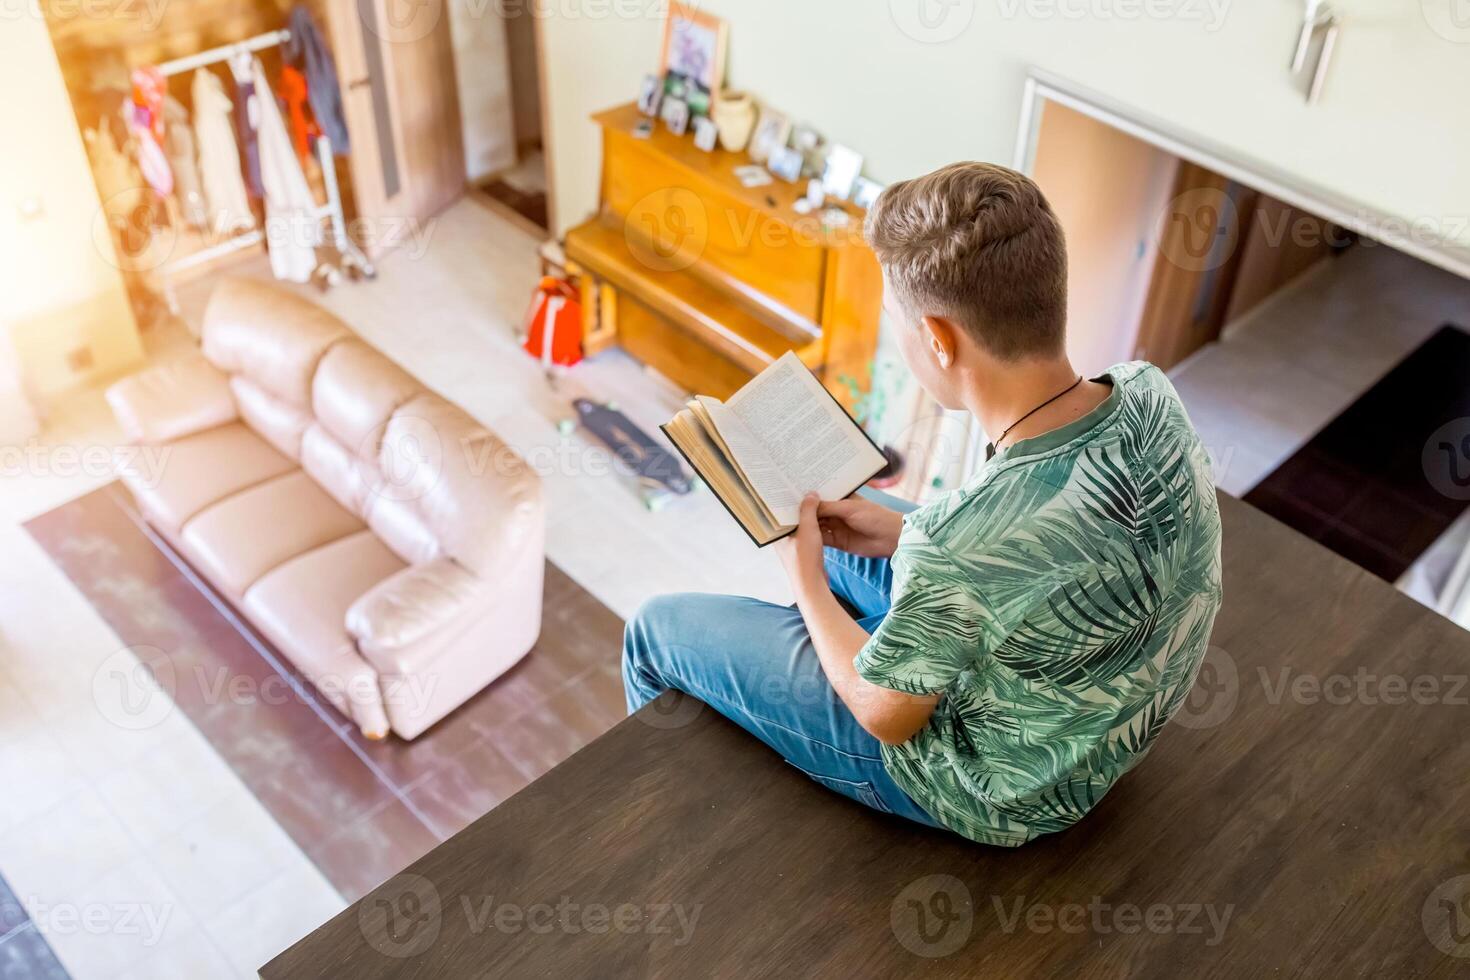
top-left (661, 96), bottom-right (691, 136)
top-left (749, 107), bottom-right (791, 165)
top-left (821, 144), bottom-right (864, 202)
top-left (767, 145), bottom-right (804, 183)
top-left (852, 176), bottom-right (885, 210)
top-left (637, 74), bottom-right (663, 117)
top-left (659, 3), bottom-right (728, 117)
top-left (693, 116), bottom-right (718, 152)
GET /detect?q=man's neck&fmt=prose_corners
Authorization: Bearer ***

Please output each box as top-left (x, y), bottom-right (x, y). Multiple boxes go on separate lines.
top-left (961, 356), bottom-right (1101, 450)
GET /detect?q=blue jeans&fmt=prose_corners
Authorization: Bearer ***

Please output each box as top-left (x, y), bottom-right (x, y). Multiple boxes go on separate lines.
top-left (621, 492), bottom-right (943, 829)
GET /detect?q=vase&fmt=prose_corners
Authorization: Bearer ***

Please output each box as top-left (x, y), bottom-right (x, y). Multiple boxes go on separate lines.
top-left (712, 92), bottom-right (757, 154)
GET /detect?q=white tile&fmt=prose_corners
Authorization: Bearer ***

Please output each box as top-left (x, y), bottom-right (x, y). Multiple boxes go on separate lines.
top-left (203, 863), bottom-right (345, 978)
top-left (111, 929), bottom-right (241, 980)
top-left (93, 732), bottom-right (237, 849)
top-left (0, 788), bottom-right (134, 908)
top-left (37, 855), bottom-right (196, 980)
top-left (147, 794), bottom-right (305, 921)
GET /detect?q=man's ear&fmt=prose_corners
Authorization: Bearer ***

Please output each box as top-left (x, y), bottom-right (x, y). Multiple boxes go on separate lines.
top-left (920, 315), bottom-right (959, 370)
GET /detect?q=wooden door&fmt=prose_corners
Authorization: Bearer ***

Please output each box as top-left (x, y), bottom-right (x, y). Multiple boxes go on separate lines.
top-left (324, 0), bottom-right (466, 257)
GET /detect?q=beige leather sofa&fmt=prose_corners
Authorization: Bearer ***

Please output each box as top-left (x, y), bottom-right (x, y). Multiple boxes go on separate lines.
top-left (106, 279), bottom-right (544, 740)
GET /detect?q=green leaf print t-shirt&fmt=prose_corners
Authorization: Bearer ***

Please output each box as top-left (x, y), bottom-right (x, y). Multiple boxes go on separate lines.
top-left (855, 362), bottom-right (1223, 847)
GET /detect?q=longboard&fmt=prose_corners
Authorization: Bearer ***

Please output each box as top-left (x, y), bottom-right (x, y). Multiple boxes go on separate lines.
top-left (573, 398), bottom-right (694, 510)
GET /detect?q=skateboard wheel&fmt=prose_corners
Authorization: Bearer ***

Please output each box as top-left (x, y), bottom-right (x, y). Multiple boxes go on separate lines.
top-left (557, 418), bottom-right (576, 436)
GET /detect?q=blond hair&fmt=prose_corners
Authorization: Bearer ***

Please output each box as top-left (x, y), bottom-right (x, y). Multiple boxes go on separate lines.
top-left (865, 162), bottom-right (1068, 360)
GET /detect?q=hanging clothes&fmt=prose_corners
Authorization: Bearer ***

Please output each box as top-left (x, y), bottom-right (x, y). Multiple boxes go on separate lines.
top-left (278, 66), bottom-right (317, 167)
top-left (283, 4), bottom-right (350, 155)
top-left (250, 55), bottom-right (321, 283)
top-left (228, 52), bottom-right (264, 201)
top-left (163, 96), bottom-right (208, 230)
top-left (191, 68), bottom-right (256, 235)
top-left (128, 67), bottom-right (172, 197)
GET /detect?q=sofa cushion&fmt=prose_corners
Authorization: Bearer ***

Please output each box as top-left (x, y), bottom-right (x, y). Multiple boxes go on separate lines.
top-left (124, 422), bottom-right (295, 533)
top-left (203, 278), bottom-right (349, 407)
top-left (231, 376), bottom-right (313, 459)
top-left (312, 340), bottom-right (423, 458)
top-left (181, 470), bottom-right (364, 596)
top-left (244, 530), bottom-right (404, 722)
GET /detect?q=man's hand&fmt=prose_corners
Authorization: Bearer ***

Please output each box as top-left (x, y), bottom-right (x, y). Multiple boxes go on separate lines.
top-left (775, 493), bottom-right (828, 602)
top-left (817, 496), bottom-right (904, 558)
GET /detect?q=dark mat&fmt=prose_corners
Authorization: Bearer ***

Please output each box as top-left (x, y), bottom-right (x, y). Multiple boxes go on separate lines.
top-left (477, 178), bottom-right (548, 230)
top-left (1245, 324), bottom-right (1470, 582)
top-left (24, 484), bottom-right (625, 903)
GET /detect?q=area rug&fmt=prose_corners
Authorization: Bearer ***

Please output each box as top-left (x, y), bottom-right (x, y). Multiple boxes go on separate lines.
top-left (24, 484), bottom-right (626, 902)
top-left (1244, 324), bottom-right (1470, 582)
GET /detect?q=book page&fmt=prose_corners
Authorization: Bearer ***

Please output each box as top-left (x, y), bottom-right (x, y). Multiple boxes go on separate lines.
top-left (665, 411), bottom-right (782, 544)
top-left (726, 352), bottom-right (886, 515)
top-left (694, 397), bottom-right (798, 526)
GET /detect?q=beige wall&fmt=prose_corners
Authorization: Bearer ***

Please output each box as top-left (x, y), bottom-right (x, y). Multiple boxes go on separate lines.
top-left (537, 0), bottom-right (1469, 257)
top-left (1, 15), bottom-right (142, 406)
top-left (1033, 102), bottom-right (1179, 374)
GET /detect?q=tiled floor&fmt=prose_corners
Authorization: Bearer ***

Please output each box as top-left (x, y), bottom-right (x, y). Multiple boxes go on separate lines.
top-left (1244, 325), bottom-right (1470, 581)
top-left (1169, 243), bottom-right (1470, 498)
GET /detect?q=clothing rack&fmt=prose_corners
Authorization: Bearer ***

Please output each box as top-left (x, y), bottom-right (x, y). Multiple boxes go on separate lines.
top-left (155, 28), bottom-right (373, 313)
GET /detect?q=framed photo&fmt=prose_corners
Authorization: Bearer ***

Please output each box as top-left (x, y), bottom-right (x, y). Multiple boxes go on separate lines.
top-left (659, 3), bottom-right (727, 117)
top-left (749, 107), bottom-right (791, 165)
top-left (852, 176), bottom-right (885, 210)
top-left (767, 145), bottom-right (804, 183)
top-left (693, 116), bottom-right (719, 152)
top-left (637, 74), bottom-right (663, 117)
top-left (821, 144), bottom-right (864, 202)
top-left (661, 96), bottom-right (691, 136)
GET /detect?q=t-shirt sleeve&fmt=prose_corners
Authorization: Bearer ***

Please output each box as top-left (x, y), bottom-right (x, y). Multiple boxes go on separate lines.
top-left (854, 557), bottom-right (992, 697)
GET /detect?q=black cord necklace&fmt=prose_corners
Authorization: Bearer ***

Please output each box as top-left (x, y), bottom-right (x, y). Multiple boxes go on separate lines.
top-left (985, 375), bottom-right (1085, 461)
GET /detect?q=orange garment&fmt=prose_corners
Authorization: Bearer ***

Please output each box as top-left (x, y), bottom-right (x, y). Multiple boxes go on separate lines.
top-left (279, 66), bottom-right (318, 165)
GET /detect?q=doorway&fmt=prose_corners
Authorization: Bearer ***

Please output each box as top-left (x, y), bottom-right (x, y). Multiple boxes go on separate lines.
top-left (1018, 71), bottom-right (1470, 609)
top-left (453, 4), bottom-right (551, 233)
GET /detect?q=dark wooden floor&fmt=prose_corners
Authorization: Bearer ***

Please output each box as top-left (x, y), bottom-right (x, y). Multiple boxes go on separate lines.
top-left (1247, 323), bottom-right (1470, 581)
top-left (24, 485), bottom-right (627, 902)
top-left (266, 495), bottom-right (1470, 978)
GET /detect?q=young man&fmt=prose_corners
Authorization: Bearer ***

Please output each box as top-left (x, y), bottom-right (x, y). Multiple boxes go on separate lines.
top-left (623, 162), bottom-right (1223, 846)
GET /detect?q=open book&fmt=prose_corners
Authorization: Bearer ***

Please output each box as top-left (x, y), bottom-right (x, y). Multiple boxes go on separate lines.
top-left (662, 351), bottom-right (887, 546)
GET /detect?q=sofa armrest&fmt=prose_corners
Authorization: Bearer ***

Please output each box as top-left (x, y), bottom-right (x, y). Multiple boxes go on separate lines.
top-left (347, 557), bottom-right (484, 669)
top-left (105, 353), bottom-right (237, 444)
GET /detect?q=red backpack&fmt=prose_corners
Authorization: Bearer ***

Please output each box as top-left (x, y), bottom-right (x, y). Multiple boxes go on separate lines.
top-left (521, 276), bottom-right (584, 368)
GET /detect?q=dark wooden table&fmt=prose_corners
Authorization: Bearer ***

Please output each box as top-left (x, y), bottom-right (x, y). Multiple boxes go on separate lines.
top-left (262, 496), bottom-right (1470, 978)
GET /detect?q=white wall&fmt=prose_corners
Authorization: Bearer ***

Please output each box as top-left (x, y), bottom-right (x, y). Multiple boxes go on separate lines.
top-left (0, 14), bottom-right (142, 407)
top-left (537, 0), bottom-right (1470, 256)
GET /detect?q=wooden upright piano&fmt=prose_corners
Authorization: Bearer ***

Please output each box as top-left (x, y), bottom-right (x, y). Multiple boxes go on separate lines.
top-left (564, 103), bottom-right (882, 406)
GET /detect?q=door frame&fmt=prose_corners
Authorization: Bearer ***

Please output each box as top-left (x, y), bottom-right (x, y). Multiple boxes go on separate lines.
top-left (1013, 69), bottom-right (1470, 282)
